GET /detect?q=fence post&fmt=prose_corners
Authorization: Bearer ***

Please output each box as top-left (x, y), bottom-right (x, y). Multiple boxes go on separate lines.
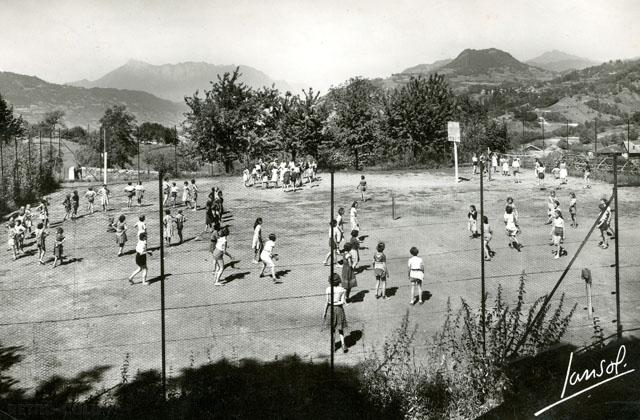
top-left (158, 173), bottom-right (167, 400)
top-left (392, 193), bottom-right (395, 220)
top-left (479, 160), bottom-right (486, 356)
top-left (329, 171), bottom-right (335, 374)
top-left (613, 155), bottom-right (621, 339)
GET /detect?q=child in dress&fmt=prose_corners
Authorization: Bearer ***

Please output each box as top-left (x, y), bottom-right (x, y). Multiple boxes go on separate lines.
top-left (85, 187), bottom-right (97, 214)
top-left (14, 219), bottom-right (26, 254)
top-left (162, 178), bottom-right (171, 205)
top-left (512, 158), bottom-right (521, 183)
top-left (340, 242), bottom-right (357, 302)
top-left (170, 182), bottom-right (179, 208)
top-left (259, 233), bottom-right (279, 283)
top-left (99, 184), bottom-right (110, 212)
top-left (242, 168), bottom-right (251, 187)
top-left (569, 192), bottom-right (577, 228)
top-left (182, 181), bottom-right (192, 209)
top-left (504, 206), bottom-right (521, 252)
top-left (115, 214), bottom-right (128, 256)
top-left (35, 222), bottom-right (48, 264)
top-left (502, 156), bottom-right (510, 176)
top-left (190, 179), bottom-right (198, 211)
top-left (546, 190), bottom-right (556, 224)
top-left (24, 205), bottom-right (33, 237)
top-left (163, 209), bottom-right (174, 246)
top-left (323, 274), bottom-right (349, 353)
top-left (211, 227), bottom-right (233, 286)
top-left (253, 217), bottom-right (263, 263)
top-left (468, 205), bottom-right (478, 238)
top-left (537, 161), bottom-right (546, 188)
top-left (135, 182), bottom-right (145, 206)
top-left (124, 182), bottom-right (135, 208)
top-left (357, 176), bottom-right (367, 202)
top-left (472, 153), bottom-right (479, 175)
top-left (51, 227), bottom-right (65, 268)
top-left (350, 201), bottom-right (360, 234)
top-left (175, 209), bottom-right (186, 244)
top-left (408, 247), bottom-right (424, 305)
top-left (559, 160), bottom-right (568, 185)
top-left (349, 230), bottom-right (361, 266)
top-left (336, 207), bottom-right (345, 247)
top-left (373, 242), bottom-right (388, 299)
top-left (324, 220), bottom-right (341, 266)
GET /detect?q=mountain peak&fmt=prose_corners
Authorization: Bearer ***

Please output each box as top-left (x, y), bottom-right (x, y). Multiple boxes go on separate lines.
top-left (124, 59), bottom-right (151, 68)
top-left (526, 50), bottom-right (599, 72)
top-left (444, 48), bottom-right (529, 74)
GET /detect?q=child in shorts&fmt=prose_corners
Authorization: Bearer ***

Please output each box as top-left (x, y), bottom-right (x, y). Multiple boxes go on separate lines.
top-left (35, 222), bottom-right (48, 264)
top-left (468, 205), bottom-right (478, 238)
top-left (52, 227), bottom-right (65, 268)
top-left (482, 216), bottom-right (494, 261)
top-left (175, 209), bottom-right (186, 244)
top-left (259, 233), bottom-right (279, 283)
top-left (569, 192), bottom-right (577, 228)
top-left (407, 247), bottom-right (424, 305)
top-left (170, 182), bottom-right (179, 208)
top-left (551, 210), bottom-right (566, 259)
top-left (504, 206), bottom-right (521, 252)
top-left (85, 187), bottom-right (97, 214)
top-left (357, 175), bottom-right (367, 202)
top-left (373, 242), bottom-right (388, 299)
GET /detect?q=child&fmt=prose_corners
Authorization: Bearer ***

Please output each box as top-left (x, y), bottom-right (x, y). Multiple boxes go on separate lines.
top-left (253, 217), bottom-right (263, 263)
top-left (99, 184), bottom-right (110, 212)
top-left (504, 206), bottom-right (521, 252)
top-left (190, 179), bottom-right (198, 211)
top-left (600, 198), bottom-right (615, 237)
top-left (583, 163), bottom-right (591, 189)
top-left (336, 207), bottom-right (345, 246)
top-left (85, 187), bottom-right (97, 214)
top-left (502, 156), bottom-right (510, 176)
top-left (467, 205), bottom-right (478, 238)
top-left (491, 153), bottom-right (498, 174)
top-left (512, 158), bottom-right (521, 183)
top-left (472, 153), bottom-right (478, 175)
top-left (546, 190), bottom-right (556, 224)
top-left (135, 182), bottom-right (145, 206)
top-left (506, 197), bottom-right (519, 221)
top-left (407, 247), bottom-right (424, 305)
top-left (559, 160), bottom-right (568, 185)
top-left (62, 194), bottom-right (72, 221)
top-left (569, 192), bottom-right (577, 228)
top-left (350, 201), bottom-right (360, 234)
top-left (6, 221), bottom-right (18, 260)
top-left (211, 227), bottom-right (233, 286)
top-left (170, 182), bottom-right (179, 208)
top-left (373, 242), bottom-right (388, 299)
top-left (243, 168), bottom-right (251, 187)
top-left (323, 274), bottom-right (349, 353)
top-left (51, 227), bottom-right (65, 268)
top-left (35, 222), bottom-right (48, 264)
top-left (552, 164), bottom-right (560, 181)
top-left (129, 232), bottom-right (152, 285)
top-left (340, 242), bottom-right (357, 302)
top-left (537, 161), bottom-right (546, 187)
top-left (124, 182), bottom-right (135, 207)
top-left (482, 216), bottom-right (494, 261)
top-left (182, 181), bottom-right (192, 209)
top-left (357, 175), bottom-right (367, 202)
top-left (71, 190), bottom-right (80, 219)
top-left (135, 214), bottom-right (147, 237)
top-left (115, 214), bottom-right (128, 256)
top-left (324, 220), bottom-right (341, 266)
top-left (162, 178), bottom-right (171, 205)
top-left (551, 210), bottom-right (566, 259)
top-left (38, 198), bottom-right (49, 228)
top-left (349, 230), bottom-right (361, 266)
top-left (163, 209), bottom-right (174, 246)
top-left (24, 204), bottom-right (33, 236)
top-left (259, 233), bottom-right (279, 283)
top-left (14, 219), bottom-right (26, 254)
top-left (175, 209), bottom-right (186, 244)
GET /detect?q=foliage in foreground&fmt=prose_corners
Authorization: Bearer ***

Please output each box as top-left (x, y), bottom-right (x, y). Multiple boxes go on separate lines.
top-left (361, 272), bottom-right (577, 419)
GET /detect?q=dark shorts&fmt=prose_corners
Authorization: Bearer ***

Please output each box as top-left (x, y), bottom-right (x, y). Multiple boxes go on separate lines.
top-left (538, 173), bottom-right (545, 179)
top-left (135, 252), bottom-right (147, 268)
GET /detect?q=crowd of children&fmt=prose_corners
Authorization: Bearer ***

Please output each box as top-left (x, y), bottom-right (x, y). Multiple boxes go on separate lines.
top-left (242, 158), bottom-right (318, 190)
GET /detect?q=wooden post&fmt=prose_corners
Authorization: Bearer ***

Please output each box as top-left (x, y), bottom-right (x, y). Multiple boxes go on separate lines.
top-left (392, 193), bottom-right (395, 220)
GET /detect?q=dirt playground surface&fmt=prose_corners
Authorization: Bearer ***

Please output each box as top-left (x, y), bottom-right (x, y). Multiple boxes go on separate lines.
top-left (2, 167), bottom-right (640, 391)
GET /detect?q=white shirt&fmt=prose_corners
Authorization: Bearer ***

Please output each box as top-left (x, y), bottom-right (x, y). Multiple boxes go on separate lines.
top-left (252, 225), bottom-right (262, 247)
top-left (136, 240), bottom-right (147, 254)
top-left (504, 213), bottom-right (517, 230)
top-left (215, 236), bottom-right (227, 252)
top-left (326, 285), bottom-right (346, 306)
top-left (136, 221), bottom-right (147, 235)
top-left (408, 256), bottom-right (424, 280)
top-left (263, 240), bottom-right (275, 255)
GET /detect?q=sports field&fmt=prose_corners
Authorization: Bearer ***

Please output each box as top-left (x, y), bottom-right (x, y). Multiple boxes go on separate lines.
top-left (2, 168), bottom-right (640, 391)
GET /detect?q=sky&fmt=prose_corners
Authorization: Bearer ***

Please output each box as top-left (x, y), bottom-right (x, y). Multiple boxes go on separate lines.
top-left (1, 0), bottom-right (639, 93)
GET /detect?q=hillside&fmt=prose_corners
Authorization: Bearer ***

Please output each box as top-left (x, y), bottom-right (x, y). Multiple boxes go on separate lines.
top-left (69, 60), bottom-right (305, 101)
top-left (0, 71), bottom-right (186, 127)
top-left (389, 48), bottom-right (556, 91)
top-left (527, 50), bottom-right (600, 72)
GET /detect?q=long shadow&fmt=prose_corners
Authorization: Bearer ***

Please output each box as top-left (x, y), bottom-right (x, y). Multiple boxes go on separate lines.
top-left (344, 329), bottom-right (363, 349)
top-left (275, 269), bottom-right (291, 279)
top-left (146, 273), bottom-right (172, 285)
top-left (355, 264), bottom-right (370, 275)
top-left (421, 290), bottom-right (433, 302)
top-left (222, 271), bottom-right (251, 285)
top-left (121, 249), bottom-right (137, 256)
top-left (224, 260), bottom-right (241, 269)
top-left (174, 237), bottom-right (196, 246)
top-left (385, 286), bottom-right (399, 298)
top-left (60, 257), bottom-right (84, 266)
top-left (349, 290), bottom-right (369, 303)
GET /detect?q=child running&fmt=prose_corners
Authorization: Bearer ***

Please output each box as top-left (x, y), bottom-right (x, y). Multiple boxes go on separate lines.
top-left (259, 233), bottom-right (279, 283)
top-left (373, 242), bottom-right (388, 299)
top-left (408, 247), bottom-right (425, 305)
top-left (51, 227), bottom-right (65, 268)
top-left (357, 175), bottom-right (367, 202)
top-left (504, 206), bottom-right (521, 252)
top-left (129, 232), bottom-right (152, 285)
top-left (569, 192), bottom-right (577, 228)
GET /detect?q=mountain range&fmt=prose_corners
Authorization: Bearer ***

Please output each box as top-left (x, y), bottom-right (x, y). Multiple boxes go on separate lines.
top-left (525, 50), bottom-right (600, 73)
top-left (69, 60), bottom-right (306, 102)
top-left (0, 71), bottom-right (186, 127)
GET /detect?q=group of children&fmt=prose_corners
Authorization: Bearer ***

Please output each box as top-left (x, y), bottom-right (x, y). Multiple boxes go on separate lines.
top-left (242, 158), bottom-right (318, 191)
top-left (472, 152), bottom-right (522, 182)
top-left (162, 178), bottom-right (199, 210)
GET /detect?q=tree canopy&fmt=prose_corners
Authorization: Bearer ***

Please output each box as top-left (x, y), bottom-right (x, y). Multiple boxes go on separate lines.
top-left (98, 105), bottom-right (138, 168)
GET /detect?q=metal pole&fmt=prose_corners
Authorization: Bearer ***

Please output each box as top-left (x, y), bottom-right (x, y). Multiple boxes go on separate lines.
top-left (0, 140), bottom-right (4, 195)
top-left (542, 120), bottom-right (545, 150)
top-left (566, 119), bottom-right (569, 149)
top-left (330, 171), bottom-right (335, 372)
top-left (613, 156), bottom-right (621, 340)
top-left (628, 119), bottom-right (631, 156)
top-left (480, 160), bottom-right (486, 356)
top-left (28, 135), bottom-right (31, 188)
top-left (595, 117), bottom-right (598, 154)
top-left (158, 173), bottom-right (167, 399)
top-left (103, 128), bottom-right (108, 185)
top-left (453, 141), bottom-right (459, 182)
top-left (39, 130), bottom-right (43, 186)
top-left (138, 136), bottom-right (141, 184)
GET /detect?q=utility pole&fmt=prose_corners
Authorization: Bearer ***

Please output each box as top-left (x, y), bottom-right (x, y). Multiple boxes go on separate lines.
top-left (522, 119), bottom-right (525, 154)
top-left (39, 130), bottom-right (43, 184)
top-left (613, 155), bottom-right (621, 340)
top-left (103, 128), bottom-right (108, 185)
top-left (173, 126), bottom-right (178, 176)
top-left (137, 135), bottom-right (141, 184)
top-left (542, 118), bottom-right (545, 150)
top-left (27, 134), bottom-right (32, 188)
top-left (566, 119), bottom-right (569, 150)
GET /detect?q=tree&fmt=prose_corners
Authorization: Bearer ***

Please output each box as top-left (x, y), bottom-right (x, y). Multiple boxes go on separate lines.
top-left (42, 109), bottom-right (66, 130)
top-left (184, 67), bottom-right (257, 173)
top-left (326, 77), bottom-right (385, 169)
top-left (386, 74), bottom-right (457, 161)
top-left (99, 105), bottom-right (138, 168)
top-left (278, 88), bottom-right (329, 162)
